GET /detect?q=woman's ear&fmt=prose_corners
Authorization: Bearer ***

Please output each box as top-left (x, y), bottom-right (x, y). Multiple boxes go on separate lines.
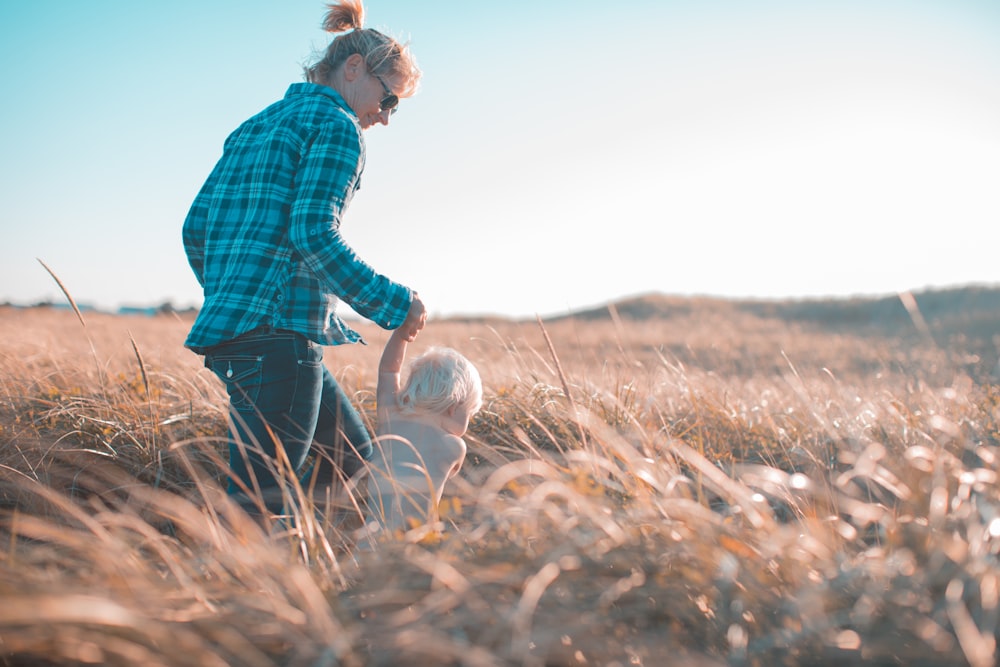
top-left (342, 53), bottom-right (365, 82)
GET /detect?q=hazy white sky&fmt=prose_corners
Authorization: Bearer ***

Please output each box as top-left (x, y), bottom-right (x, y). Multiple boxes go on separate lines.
top-left (2, 1), bottom-right (999, 318)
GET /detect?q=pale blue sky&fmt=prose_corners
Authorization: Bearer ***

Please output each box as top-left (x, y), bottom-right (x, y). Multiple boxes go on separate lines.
top-left (2, 1), bottom-right (999, 318)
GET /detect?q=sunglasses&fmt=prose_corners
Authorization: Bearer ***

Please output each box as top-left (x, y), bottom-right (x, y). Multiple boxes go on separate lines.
top-left (374, 74), bottom-right (399, 114)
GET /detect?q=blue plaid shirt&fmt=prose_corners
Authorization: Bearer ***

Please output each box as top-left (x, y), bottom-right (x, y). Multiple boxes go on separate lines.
top-left (183, 83), bottom-right (413, 351)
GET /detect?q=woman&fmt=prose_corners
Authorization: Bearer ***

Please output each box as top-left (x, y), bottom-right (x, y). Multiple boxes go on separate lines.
top-left (182, 0), bottom-right (426, 516)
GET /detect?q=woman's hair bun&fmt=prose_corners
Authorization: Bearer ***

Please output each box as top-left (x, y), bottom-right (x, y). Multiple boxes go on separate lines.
top-left (322, 0), bottom-right (364, 34)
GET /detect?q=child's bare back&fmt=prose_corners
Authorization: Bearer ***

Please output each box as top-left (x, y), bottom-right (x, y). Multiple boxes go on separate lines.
top-left (367, 414), bottom-right (467, 530)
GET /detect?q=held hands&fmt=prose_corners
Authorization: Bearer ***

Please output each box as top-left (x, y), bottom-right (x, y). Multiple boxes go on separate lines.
top-left (400, 294), bottom-right (426, 342)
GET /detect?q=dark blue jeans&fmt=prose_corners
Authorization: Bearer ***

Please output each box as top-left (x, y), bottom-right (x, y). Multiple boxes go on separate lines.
top-left (202, 328), bottom-right (372, 514)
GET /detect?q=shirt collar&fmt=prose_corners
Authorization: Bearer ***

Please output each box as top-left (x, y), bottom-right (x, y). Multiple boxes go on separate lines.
top-left (285, 82), bottom-right (357, 119)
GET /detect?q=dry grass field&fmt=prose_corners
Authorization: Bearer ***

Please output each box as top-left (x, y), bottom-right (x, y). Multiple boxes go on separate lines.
top-left (2, 294), bottom-right (1000, 666)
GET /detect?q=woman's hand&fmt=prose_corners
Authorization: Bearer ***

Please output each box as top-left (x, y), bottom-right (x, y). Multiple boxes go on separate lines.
top-left (400, 294), bottom-right (426, 341)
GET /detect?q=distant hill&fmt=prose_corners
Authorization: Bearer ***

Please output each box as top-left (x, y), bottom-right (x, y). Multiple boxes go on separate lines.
top-left (549, 284), bottom-right (1000, 366)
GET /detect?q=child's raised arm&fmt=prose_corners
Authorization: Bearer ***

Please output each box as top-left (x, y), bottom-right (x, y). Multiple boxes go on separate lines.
top-left (377, 327), bottom-right (409, 421)
top-left (377, 296), bottom-right (426, 420)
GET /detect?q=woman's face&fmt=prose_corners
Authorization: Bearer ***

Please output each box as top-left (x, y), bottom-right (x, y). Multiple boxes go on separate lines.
top-left (352, 67), bottom-right (401, 130)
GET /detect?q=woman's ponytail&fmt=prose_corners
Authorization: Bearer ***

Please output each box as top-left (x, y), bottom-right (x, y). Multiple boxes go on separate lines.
top-left (321, 0), bottom-right (364, 34)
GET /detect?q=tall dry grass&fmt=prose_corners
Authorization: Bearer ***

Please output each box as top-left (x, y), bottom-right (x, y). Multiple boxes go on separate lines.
top-left (1, 305), bottom-right (999, 666)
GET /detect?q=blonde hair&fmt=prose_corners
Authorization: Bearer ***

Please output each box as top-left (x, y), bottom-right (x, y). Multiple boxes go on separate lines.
top-left (398, 347), bottom-right (483, 417)
top-left (305, 0), bottom-right (421, 97)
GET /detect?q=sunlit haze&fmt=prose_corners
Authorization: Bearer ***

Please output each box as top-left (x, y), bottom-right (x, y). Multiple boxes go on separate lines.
top-left (2, 1), bottom-right (998, 319)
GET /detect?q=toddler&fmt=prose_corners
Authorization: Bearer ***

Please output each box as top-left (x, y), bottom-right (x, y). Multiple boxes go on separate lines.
top-left (365, 327), bottom-right (482, 532)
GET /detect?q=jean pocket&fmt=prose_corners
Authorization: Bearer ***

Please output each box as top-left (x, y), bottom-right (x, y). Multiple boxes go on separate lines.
top-left (207, 353), bottom-right (264, 412)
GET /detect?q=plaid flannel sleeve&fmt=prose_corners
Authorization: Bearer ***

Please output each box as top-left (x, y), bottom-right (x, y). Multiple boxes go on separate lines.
top-left (288, 120), bottom-right (412, 330)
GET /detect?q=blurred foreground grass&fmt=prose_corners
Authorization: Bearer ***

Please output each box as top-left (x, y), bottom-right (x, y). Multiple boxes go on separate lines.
top-left (2, 304), bottom-right (1000, 666)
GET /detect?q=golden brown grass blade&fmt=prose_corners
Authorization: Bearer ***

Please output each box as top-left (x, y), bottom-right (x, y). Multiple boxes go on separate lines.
top-left (128, 331), bottom-right (151, 401)
top-left (535, 315), bottom-right (587, 448)
top-left (899, 290), bottom-right (932, 341)
top-left (36, 257), bottom-right (86, 328)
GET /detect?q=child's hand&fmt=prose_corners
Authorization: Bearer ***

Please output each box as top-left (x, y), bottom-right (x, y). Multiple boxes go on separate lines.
top-left (400, 295), bottom-right (426, 341)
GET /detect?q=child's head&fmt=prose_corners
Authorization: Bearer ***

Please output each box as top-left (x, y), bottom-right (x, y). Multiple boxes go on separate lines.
top-left (398, 347), bottom-right (482, 430)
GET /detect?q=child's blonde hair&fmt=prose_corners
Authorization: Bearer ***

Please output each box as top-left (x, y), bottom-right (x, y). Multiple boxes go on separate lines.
top-left (398, 347), bottom-right (482, 416)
